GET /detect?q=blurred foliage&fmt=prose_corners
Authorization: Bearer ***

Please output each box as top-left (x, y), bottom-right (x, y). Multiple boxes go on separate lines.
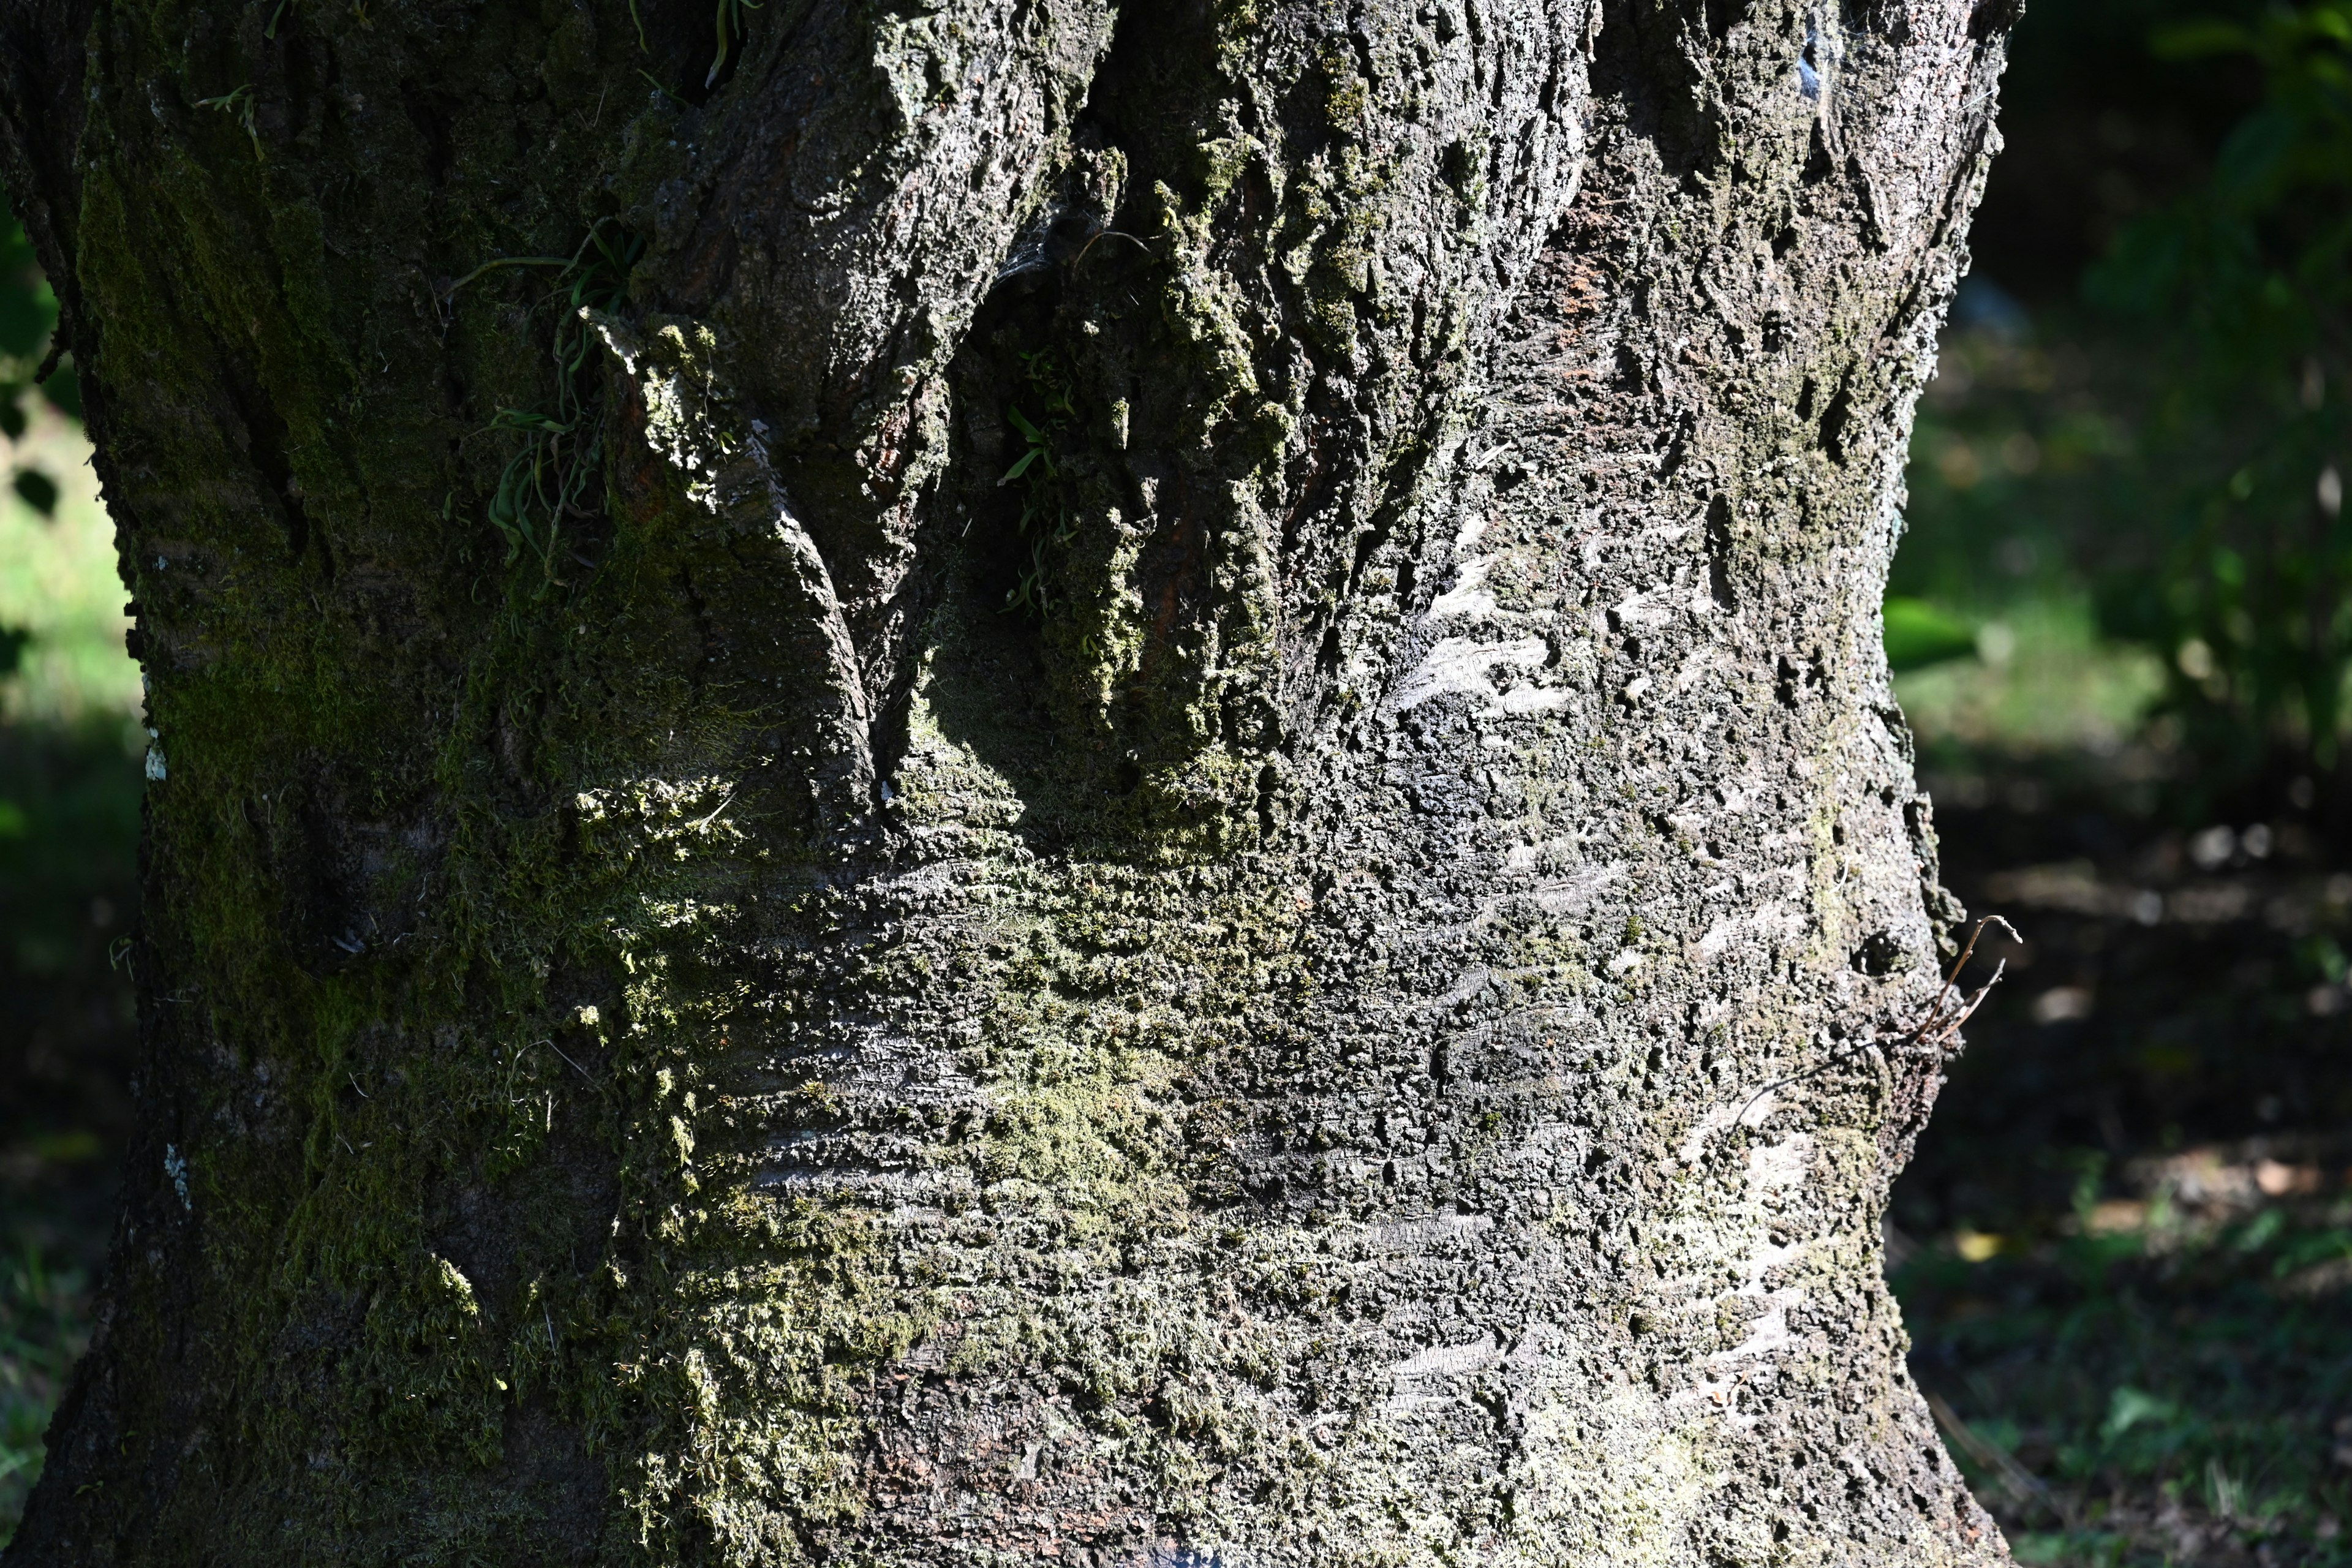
top-left (0, 189), bottom-right (86, 726)
top-left (1897, 1188), bottom-right (2352, 1566)
top-left (0, 185), bottom-right (125, 1551)
top-left (2082, 2), bottom-right (2352, 791)
top-left (0, 701), bottom-right (137, 1548)
top-left (0, 1246), bottom-right (90, 1537)
top-left (1873, 4), bottom-right (2352, 1561)
top-left (1967, 0), bottom-right (2266, 298)
top-left (0, 208), bottom-right (77, 483)
top-left (1888, 311), bottom-right (2175, 761)
top-left (1886, 595), bottom-right (1983, 673)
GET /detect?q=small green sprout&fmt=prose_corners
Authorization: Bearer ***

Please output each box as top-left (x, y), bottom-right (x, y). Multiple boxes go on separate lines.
top-left (998, 352), bottom-right (1079, 617)
top-left (623, 0), bottom-right (761, 92)
top-left (709, 0), bottom-right (763, 86)
top-left (196, 86), bottom-right (262, 160)
top-left (450, 220), bottom-right (644, 598)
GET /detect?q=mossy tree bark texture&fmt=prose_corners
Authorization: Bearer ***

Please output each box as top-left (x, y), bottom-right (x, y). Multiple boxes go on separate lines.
top-left (3, 0), bottom-right (2013, 1559)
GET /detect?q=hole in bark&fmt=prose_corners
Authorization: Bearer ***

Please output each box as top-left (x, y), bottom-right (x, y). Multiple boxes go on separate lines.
top-left (400, 80), bottom-right (457, 187)
top-left (222, 355), bottom-right (316, 568)
top-left (1776, 652), bottom-right (1805, 707)
top-left (1803, 121), bottom-right (1838, 184)
top-left (251, 771), bottom-right (368, 978)
top-left (955, 273), bottom-right (1067, 629)
top-left (913, 265), bottom-right (1074, 834)
top-left (1702, 0), bottom-right (1751, 42)
top-left (1855, 930), bottom-right (1912, 976)
top-left (630, 0), bottom-right (731, 104)
top-left (1316, 620), bottom-right (1344, 674)
top-left (1819, 383), bottom-right (1855, 460)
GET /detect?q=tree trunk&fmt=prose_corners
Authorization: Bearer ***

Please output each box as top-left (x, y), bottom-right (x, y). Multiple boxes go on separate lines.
top-left (2, 0), bottom-right (2011, 1558)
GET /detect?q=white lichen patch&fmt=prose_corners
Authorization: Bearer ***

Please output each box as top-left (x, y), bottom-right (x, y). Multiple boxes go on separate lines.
top-left (1507, 1383), bottom-right (1712, 1564)
top-left (1387, 636), bottom-right (1551, 714)
top-left (1428, 556), bottom-right (1501, 622)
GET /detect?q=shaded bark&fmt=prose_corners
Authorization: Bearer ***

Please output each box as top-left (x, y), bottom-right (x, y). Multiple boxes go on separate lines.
top-left (4, 0), bottom-right (2011, 1560)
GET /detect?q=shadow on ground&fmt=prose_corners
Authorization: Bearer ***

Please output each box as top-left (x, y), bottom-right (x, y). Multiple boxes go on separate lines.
top-left (1894, 744), bottom-right (2352, 1567)
top-left (0, 717), bottom-right (138, 1534)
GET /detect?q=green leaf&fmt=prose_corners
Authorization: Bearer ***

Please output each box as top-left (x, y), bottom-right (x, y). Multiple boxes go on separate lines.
top-left (2101, 1385), bottom-right (2182, 1441)
top-left (0, 257), bottom-right (55, 361)
top-left (12, 469), bottom-right (56, 517)
top-left (39, 363), bottom-right (81, 421)
top-left (1883, 596), bottom-right (1980, 673)
top-left (2150, 20), bottom-right (2252, 59)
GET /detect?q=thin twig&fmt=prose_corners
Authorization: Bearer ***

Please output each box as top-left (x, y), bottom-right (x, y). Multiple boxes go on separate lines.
top-left (1927, 1391), bottom-right (2071, 1526)
top-left (1729, 915), bottom-right (2019, 1131)
top-left (1074, 228), bottom-right (1154, 266)
top-left (440, 255), bottom-right (575, 298)
top-left (443, 221), bottom-right (615, 300)
top-left (546, 1041), bottom-right (595, 1081)
top-left (688, 787), bottom-right (737, 831)
top-left (1923, 914), bottom-right (2017, 1035)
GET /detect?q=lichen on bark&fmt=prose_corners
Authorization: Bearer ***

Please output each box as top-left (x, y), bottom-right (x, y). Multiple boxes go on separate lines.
top-left (2, 0), bottom-right (2015, 1560)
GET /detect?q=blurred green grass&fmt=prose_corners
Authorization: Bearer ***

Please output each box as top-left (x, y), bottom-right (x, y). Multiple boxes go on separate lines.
top-left (0, 418), bottom-right (135, 728)
top-left (1897, 1150), bottom-right (2352, 1566)
top-left (0, 1246), bottom-right (89, 1533)
top-left (1880, 288), bottom-right (2352, 1561)
top-left (1896, 592), bottom-right (2167, 759)
top-left (0, 412), bottom-right (140, 1541)
top-left (1887, 311), bottom-right (2173, 763)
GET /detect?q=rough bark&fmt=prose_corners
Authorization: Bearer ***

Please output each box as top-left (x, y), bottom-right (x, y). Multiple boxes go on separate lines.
top-left (4, 0), bottom-right (2011, 1560)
